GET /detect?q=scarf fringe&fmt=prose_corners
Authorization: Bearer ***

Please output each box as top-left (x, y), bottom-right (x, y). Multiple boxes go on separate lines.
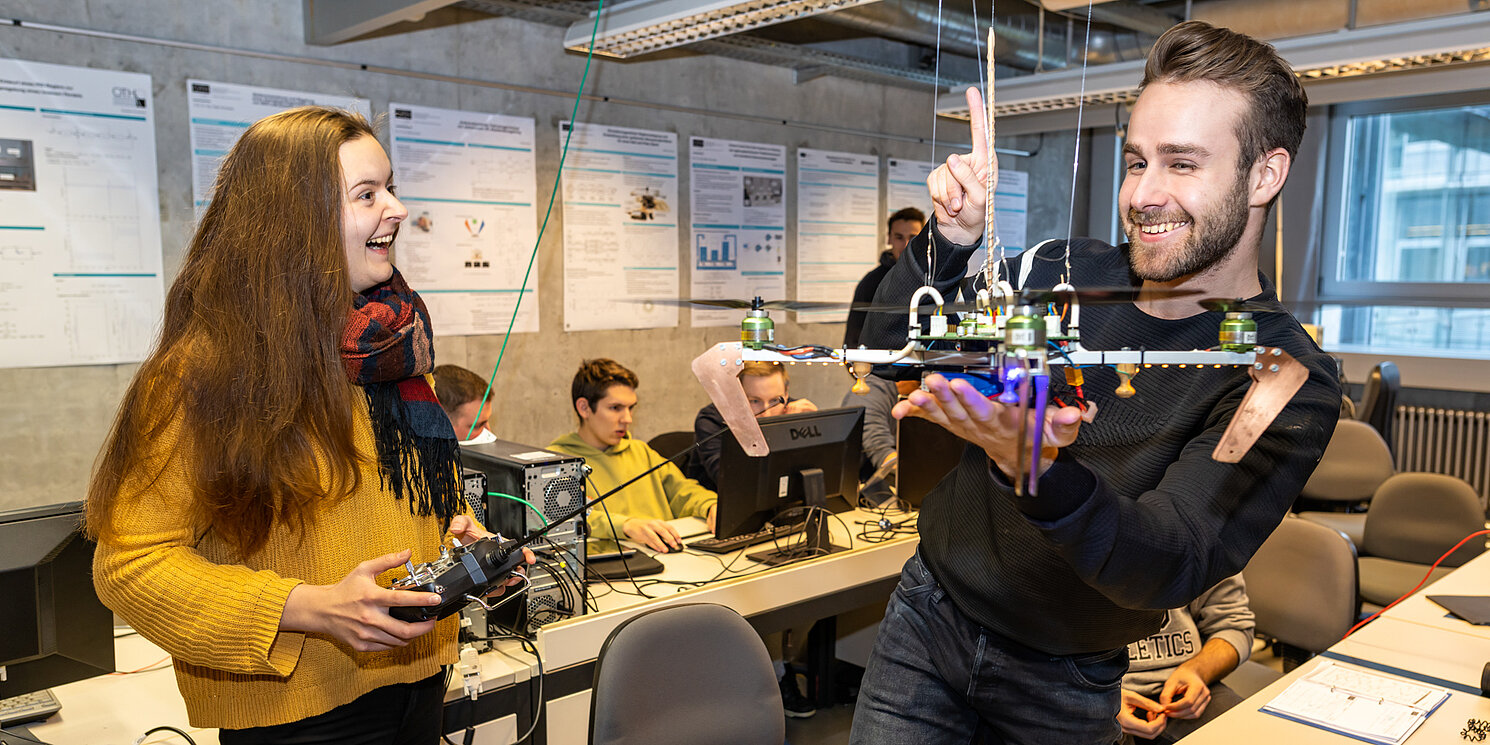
top-left (364, 382), bottom-right (460, 523)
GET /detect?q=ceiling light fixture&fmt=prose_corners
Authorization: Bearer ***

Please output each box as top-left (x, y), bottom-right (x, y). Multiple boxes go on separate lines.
top-left (563, 0), bottom-right (885, 58)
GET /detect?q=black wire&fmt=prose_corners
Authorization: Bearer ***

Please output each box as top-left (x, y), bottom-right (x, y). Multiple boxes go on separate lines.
top-left (138, 725), bottom-right (197, 744)
top-left (514, 637), bottom-right (544, 744)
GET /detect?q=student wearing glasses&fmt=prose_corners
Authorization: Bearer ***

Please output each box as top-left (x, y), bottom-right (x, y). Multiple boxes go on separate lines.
top-left (689, 361), bottom-right (818, 492)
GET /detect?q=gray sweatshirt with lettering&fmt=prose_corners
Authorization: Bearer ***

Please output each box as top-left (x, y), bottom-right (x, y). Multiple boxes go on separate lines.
top-left (1123, 574), bottom-right (1254, 699)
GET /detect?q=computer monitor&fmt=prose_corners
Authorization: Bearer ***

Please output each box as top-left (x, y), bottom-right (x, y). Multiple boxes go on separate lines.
top-left (0, 501), bottom-right (115, 704)
top-left (896, 415), bottom-right (966, 508)
top-left (714, 407), bottom-right (863, 564)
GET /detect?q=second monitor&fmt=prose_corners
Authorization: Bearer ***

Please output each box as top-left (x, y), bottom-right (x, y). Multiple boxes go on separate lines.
top-left (714, 406), bottom-right (863, 563)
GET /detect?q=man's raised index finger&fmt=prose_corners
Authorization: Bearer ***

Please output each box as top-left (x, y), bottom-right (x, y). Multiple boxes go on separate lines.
top-left (965, 86), bottom-right (988, 165)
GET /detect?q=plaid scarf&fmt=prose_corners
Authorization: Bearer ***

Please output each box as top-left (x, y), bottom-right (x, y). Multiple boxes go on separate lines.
top-left (340, 269), bottom-right (460, 521)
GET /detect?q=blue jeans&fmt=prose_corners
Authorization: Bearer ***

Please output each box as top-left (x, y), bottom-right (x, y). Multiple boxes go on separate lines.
top-left (850, 552), bottom-right (1125, 745)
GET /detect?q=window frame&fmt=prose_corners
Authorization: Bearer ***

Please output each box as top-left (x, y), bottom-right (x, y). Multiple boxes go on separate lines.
top-left (1319, 89), bottom-right (1490, 309)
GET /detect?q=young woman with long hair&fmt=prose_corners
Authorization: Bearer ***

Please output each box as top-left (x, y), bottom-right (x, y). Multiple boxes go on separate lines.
top-left (87, 106), bottom-right (526, 744)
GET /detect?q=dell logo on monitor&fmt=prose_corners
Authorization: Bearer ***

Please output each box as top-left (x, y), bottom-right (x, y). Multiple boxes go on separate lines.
top-left (789, 426), bottom-right (821, 440)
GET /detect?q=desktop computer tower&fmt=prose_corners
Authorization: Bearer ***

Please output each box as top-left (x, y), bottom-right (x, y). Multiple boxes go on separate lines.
top-left (458, 438), bottom-right (589, 635)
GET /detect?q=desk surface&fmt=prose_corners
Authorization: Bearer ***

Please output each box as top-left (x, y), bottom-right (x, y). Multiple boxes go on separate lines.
top-left (1189, 548), bottom-right (1490, 743)
top-left (28, 507), bottom-right (916, 745)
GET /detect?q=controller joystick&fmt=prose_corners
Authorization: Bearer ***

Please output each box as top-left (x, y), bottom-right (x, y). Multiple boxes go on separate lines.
top-left (389, 535), bottom-right (527, 622)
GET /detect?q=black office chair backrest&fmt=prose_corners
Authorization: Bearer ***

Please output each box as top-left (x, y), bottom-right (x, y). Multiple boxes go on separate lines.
top-left (1244, 516), bottom-right (1359, 654)
top-left (647, 430), bottom-right (698, 478)
top-left (1356, 361), bottom-right (1400, 451)
top-left (589, 603), bottom-right (785, 745)
top-left (1362, 472), bottom-right (1486, 567)
top-left (647, 431), bottom-right (696, 461)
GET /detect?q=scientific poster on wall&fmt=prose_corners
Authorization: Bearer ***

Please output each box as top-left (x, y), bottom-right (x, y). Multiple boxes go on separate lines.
top-left (187, 80), bottom-right (370, 209)
top-left (795, 148), bottom-right (880, 324)
top-left (994, 168), bottom-right (1030, 253)
top-left (886, 157), bottom-right (936, 218)
top-left (559, 121), bottom-right (679, 331)
top-left (389, 103), bottom-right (539, 335)
top-left (688, 137), bottom-right (787, 328)
top-left (0, 59), bottom-right (163, 368)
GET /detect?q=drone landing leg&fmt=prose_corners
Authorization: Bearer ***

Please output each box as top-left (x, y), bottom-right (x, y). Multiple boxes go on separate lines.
top-left (1012, 364), bottom-right (1030, 497)
top-left (1027, 373), bottom-right (1051, 496)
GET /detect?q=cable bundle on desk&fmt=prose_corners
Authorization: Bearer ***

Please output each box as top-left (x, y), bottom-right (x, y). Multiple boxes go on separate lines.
top-left (855, 498), bottom-right (918, 543)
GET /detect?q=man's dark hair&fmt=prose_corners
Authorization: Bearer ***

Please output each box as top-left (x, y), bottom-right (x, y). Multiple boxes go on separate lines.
top-left (571, 358), bottom-right (639, 417)
top-left (1140, 20), bottom-right (1308, 169)
top-left (433, 364), bottom-right (488, 414)
top-left (888, 206), bottom-right (927, 232)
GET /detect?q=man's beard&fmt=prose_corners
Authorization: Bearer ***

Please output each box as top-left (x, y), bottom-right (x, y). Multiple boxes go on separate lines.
top-left (1125, 170), bottom-right (1250, 282)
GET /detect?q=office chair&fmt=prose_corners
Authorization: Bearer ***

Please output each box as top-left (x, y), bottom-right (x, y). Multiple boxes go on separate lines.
top-left (1294, 419), bottom-right (1396, 549)
top-left (1224, 516), bottom-right (1358, 697)
top-left (647, 430), bottom-right (697, 477)
top-left (1358, 473), bottom-right (1486, 609)
top-left (589, 603), bottom-right (785, 745)
top-left (1355, 361), bottom-right (1400, 453)
top-left (647, 431), bottom-right (696, 461)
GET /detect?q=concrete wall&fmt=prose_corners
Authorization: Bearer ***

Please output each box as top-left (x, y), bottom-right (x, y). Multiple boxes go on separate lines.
top-left (0, 1), bottom-right (1081, 511)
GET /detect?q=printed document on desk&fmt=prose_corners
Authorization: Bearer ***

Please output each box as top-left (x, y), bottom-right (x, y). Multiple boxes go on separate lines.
top-left (1261, 659), bottom-right (1449, 745)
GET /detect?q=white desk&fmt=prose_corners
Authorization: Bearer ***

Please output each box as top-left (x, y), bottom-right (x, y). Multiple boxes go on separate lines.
top-left (1187, 550), bottom-right (1490, 743)
top-left (23, 634), bottom-right (211, 745)
top-left (28, 508), bottom-right (916, 745)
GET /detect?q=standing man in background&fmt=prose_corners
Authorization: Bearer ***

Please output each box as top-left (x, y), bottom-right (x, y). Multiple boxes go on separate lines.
top-left (843, 207), bottom-right (925, 348)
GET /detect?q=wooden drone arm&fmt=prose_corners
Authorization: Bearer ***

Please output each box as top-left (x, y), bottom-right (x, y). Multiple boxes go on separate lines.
top-left (691, 343), bottom-right (768, 456)
top-left (1211, 347), bottom-right (1310, 463)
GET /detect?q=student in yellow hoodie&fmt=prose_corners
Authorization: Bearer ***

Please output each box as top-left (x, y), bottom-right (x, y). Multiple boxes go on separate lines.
top-left (548, 358), bottom-right (717, 552)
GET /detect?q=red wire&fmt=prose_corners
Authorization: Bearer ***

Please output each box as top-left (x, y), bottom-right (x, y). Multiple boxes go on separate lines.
top-left (109, 655), bottom-right (172, 674)
top-left (1341, 527), bottom-right (1490, 639)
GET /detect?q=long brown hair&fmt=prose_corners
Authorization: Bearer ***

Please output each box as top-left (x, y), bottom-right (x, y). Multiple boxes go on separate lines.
top-left (88, 107), bottom-right (377, 557)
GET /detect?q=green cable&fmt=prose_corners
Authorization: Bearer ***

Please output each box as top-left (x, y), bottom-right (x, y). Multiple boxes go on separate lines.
top-left (466, 0), bottom-right (605, 440)
top-left (489, 491), bottom-right (548, 526)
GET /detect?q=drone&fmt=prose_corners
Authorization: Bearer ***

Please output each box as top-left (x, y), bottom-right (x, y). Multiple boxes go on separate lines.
top-left (689, 289), bottom-right (1307, 497)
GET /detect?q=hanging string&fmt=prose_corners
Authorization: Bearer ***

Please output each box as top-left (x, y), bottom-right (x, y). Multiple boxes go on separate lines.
top-left (1060, 0), bottom-right (1096, 285)
top-left (925, 0), bottom-right (945, 287)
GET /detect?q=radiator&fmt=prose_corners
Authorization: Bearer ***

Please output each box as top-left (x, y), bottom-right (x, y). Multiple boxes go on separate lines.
top-left (1392, 406), bottom-right (1490, 502)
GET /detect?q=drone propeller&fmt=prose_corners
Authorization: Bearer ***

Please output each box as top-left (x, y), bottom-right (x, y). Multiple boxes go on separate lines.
top-left (851, 285), bottom-right (1207, 315)
top-left (690, 297), bottom-right (851, 312)
top-left (623, 296), bottom-right (858, 312)
top-left (1196, 298), bottom-right (1283, 314)
top-left (636, 286), bottom-right (1220, 317)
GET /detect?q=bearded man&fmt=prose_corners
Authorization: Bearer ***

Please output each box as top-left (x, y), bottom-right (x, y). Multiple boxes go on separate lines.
top-left (849, 21), bottom-right (1341, 745)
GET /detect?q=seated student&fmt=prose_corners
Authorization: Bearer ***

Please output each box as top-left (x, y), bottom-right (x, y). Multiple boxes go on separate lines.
top-left (1119, 575), bottom-right (1254, 744)
top-left (690, 361), bottom-right (818, 491)
top-left (548, 358), bottom-right (716, 552)
top-left (433, 363), bottom-right (493, 440)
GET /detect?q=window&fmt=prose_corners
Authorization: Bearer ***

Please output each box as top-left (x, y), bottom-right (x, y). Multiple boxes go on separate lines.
top-left (1319, 93), bottom-right (1490, 357)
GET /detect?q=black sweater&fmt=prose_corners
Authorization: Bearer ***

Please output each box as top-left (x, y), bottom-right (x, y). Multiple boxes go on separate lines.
top-left (862, 223), bottom-right (1340, 655)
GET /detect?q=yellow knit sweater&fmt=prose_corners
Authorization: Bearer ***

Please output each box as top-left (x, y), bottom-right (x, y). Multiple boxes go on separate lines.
top-left (93, 389), bottom-right (461, 730)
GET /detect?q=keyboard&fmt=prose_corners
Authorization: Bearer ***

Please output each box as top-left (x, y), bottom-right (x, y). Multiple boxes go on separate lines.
top-left (688, 522), bottom-right (805, 554)
top-left (0, 688), bottom-right (61, 727)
